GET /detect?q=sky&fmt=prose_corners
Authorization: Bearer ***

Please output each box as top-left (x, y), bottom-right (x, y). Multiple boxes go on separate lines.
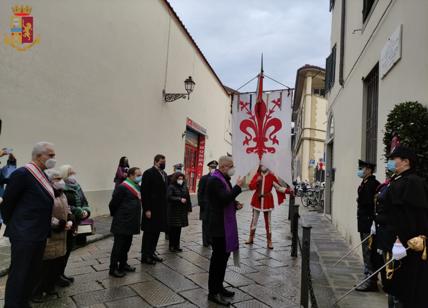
top-left (168, 0), bottom-right (332, 92)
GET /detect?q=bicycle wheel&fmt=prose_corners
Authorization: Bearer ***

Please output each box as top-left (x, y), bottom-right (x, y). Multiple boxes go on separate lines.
top-left (301, 195), bottom-right (309, 207)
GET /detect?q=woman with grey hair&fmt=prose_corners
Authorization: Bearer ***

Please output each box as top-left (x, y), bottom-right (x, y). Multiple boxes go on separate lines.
top-left (32, 169), bottom-right (74, 302)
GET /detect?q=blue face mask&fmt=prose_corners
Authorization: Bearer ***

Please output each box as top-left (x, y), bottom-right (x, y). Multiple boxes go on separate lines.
top-left (134, 176), bottom-right (142, 183)
top-left (357, 169), bottom-right (365, 178)
top-left (387, 160), bottom-right (396, 172)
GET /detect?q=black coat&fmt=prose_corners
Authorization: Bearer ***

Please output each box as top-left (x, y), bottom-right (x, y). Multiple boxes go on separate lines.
top-left (197, 173), bottom-right (210, 221)
top-left (141, 166), bottom-right (168, 233)
top-left (0, 167), bottom-right (54, 242)
top-left (109, 184), bottom-right (142, 235)
top-left (357, 175), bottom-right (380, 233)
top-left (167, 183), bottom-right (192, 227)
top-left (384, 169), bottom-right (428, 306)
top-left (206, 173), bottom-right (241, 238)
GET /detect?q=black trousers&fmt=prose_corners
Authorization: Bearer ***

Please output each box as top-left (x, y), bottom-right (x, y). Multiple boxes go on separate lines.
top-left (202, 220), bottom-right (210, 246)
top-left (110, 234), bottom-right (133, 270)
top-left (5, 240), bottom-right (46, 308)
top-left (169, 226), bottom-right (182, 249)
top-left (33, 257), bottom-right (63, 295)
top-left (60, 230), bottom-right (74, 276)
top-left (208, 237), bottom-right (230, 295)
top-left (141, 231), bottom-right (160, 258)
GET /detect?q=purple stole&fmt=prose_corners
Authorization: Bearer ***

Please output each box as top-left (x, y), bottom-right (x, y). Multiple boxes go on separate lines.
top-left (212, 170), bottom-right (239, 253)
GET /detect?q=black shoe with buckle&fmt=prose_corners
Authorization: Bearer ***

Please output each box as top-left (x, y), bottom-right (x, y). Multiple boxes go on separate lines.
top-left (220, 288), bottom-right (235, 298)
top-left (208, 293), bottom-right (230, 306)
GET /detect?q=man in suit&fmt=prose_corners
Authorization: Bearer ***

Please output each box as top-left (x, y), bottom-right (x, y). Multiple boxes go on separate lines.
top-left (197, 160), bottom-right (218, 247)
top-left (1, 142), bottom-right (56, 308)
top-left (140, 154), bottom-right (168, 264)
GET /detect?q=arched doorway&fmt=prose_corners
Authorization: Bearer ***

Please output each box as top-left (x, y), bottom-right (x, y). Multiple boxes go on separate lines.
top-left (325, 114), bottom-right (335, 216)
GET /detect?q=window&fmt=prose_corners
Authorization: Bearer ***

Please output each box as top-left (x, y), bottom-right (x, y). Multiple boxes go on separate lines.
top-left (325, 45), bottom-right (336, 93)
top-left (363, 0), bottom-right (376, 22)
top-left (364, 64), bottom-right (379, 164)
top-left (330, 0), bottom-right (335, 11)
top-left (314, 89), bottom-right (326, 97)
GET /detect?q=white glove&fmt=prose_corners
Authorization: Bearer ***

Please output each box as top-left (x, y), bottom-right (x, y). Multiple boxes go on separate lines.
top-left (392, 242), bottom-right (407, 260)
top-left (370, 222), bottom-right (376, 235)
top-left (51, 217), bottom-right (60, 227)
top-left (0, 197), bottom-right (3, 204)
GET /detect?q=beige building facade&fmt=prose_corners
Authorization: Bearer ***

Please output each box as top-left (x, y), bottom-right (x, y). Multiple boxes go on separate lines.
top-left (292, 65), bottom-right (327, 183)
top-left (0, 0), bottom-right (232, 216)
top-left (325, 0), bottom-right (428, 248)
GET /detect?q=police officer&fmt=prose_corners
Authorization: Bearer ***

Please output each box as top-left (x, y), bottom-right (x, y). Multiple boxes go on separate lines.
top-left (383, 146), bottom-right (428, 307)
top-left (356, 159), bottom-right (380, 292)
top-left (197, 160), bottom-right (218, 247)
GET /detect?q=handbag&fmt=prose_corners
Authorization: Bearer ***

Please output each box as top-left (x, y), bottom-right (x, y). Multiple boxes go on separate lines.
top-left (76, 218), bottom-right (95, 235)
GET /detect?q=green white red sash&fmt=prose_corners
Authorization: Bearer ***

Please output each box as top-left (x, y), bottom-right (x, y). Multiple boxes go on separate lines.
top-left (24, 162), bottom-right (55, 199)
top-left (121, 178), bottom-right (141, 200)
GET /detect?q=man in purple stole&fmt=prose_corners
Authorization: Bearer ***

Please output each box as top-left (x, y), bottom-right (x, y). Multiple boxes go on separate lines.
top-left (206, 156), bottom-right (243, 306)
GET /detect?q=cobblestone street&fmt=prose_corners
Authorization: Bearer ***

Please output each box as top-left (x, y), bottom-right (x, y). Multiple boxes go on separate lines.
top-left (0, 192), bottom-right (303, 308)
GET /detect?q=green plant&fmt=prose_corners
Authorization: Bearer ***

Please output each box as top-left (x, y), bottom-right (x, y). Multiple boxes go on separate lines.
top-left (383, 101), bottom-right (428, 179)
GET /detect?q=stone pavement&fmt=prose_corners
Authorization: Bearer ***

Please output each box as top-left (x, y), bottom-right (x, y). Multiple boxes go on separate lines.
top-left (0, 192), bottom-right (389, 307)
top-left (301, 207), bottom-right (388, 307)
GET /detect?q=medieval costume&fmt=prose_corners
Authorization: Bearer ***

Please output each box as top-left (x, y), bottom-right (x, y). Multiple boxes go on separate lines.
top-left (109, 178), bottom-right (141, 277)
top-left (207, 169), bottom-right (242, 306)
top-left (246, 168), bottom-right (290, 249)
top-left (1, 162), bottom-right (55, 308)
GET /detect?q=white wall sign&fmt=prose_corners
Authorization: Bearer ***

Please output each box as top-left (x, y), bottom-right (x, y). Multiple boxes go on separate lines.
top-left (380, 25), bottom-right (402, 79)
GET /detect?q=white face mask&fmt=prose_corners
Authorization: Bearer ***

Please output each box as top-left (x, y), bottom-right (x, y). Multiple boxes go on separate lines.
top-left (260, 166), bottom-right (268, 173)
top-left (53, 179), bottom-right (66, 190)
top-left (66, 175), bottom-right (77, 184)
top-left (227, 167), bottom-right (236, 177)
top-left (45, 158), bottom-right (56, 169)
top-left (177, 179), bottom-right (184, 186)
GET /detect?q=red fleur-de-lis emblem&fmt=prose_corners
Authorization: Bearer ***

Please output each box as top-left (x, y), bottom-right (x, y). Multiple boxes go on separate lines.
top-left (239, 96), bottom-right (283, 160)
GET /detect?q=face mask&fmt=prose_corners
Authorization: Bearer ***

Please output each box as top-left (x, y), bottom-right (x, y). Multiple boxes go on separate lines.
top-left (387, 160), bottom-right (396, 173)
top-left (53, 180), bottom-right (66, 190)
top-left (227, 167), bottom-right (236, 177)
top-left (66, 175), bottom-right (77, 184)
top-left (134, 176), bottom-right (142, 184)
top-left (45, 158), bottom-right (56, 169)
top-left (177, 179), bottom-right (184, 186)
top-left (210, 169), bottom-right (216, 175)
top-left (357, 169), bottom-right (365, 178)
top-left (159, 163), bottom-right (166, 170)
top-left (260, 166), bottom-right (268, 173)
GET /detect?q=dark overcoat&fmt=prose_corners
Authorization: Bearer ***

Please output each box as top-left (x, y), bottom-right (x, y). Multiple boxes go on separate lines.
top-left (167, 183), bottom-right (192, 227)
top-left (357, 175), bottom-right (380, 233)
top-left (385, 169), bottom-right (428, 307)
top-left (140, 166), bottom-right (168, 233)
top-left (197, 173), bottom-right (210, 221)
top-left (0, 167), bottom-right (54, 242)
top-left (109, 184), bottom-right (142, 235)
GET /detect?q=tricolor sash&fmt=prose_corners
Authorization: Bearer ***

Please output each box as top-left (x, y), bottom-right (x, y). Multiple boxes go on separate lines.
top-left (24, 162), bottom-right (55, 199)
top-left (121, 179), bottom-right (141, 200)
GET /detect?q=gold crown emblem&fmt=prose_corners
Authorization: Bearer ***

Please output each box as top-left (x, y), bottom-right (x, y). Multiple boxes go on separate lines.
top-left (12, 5), bottom-right (32, 15)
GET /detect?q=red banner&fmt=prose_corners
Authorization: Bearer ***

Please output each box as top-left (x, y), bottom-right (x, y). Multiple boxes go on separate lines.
top-left (21, 16), bottom-right (33, 43)
top-left (196, 135), bottom-right (206, 182)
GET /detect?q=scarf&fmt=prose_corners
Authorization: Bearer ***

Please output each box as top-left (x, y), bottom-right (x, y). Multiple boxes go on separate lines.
top-left (24, 162), bottom-right (54, 199)
top-left (212, 170), bottom-right (239, 253)
top-left (121, 178), bottom-right (141, 200)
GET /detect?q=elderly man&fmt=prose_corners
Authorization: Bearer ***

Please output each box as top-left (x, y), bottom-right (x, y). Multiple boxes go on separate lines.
top-left (206, 156), bottom-right (243, 306)
top-left (1, 142), bottom-right (56, 308)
